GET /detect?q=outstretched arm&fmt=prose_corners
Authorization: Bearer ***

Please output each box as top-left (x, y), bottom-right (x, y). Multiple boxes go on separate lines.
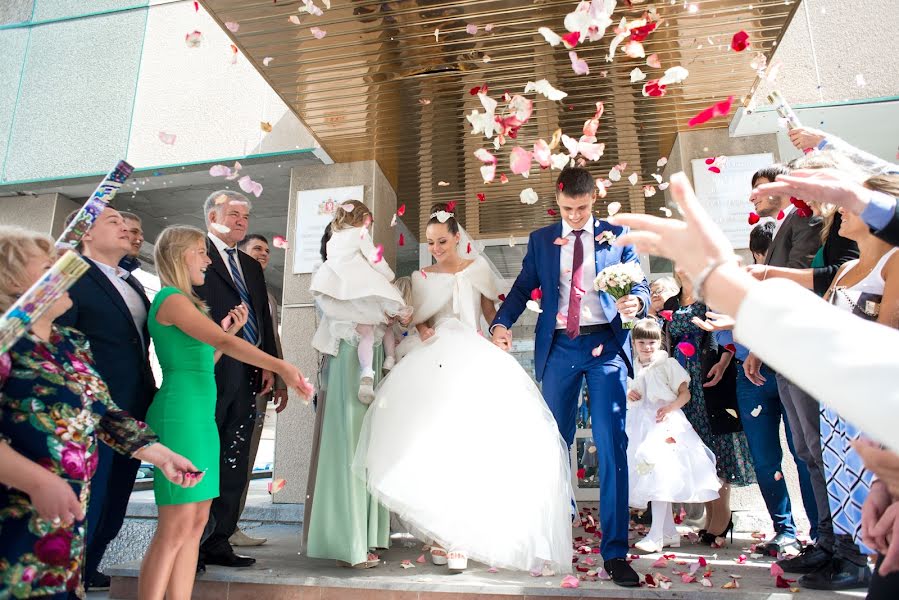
top-left (621, 235), bottom-right (650, 317)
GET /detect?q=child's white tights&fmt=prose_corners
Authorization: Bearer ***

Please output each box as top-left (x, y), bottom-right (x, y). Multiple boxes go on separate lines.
top-left (644, 501), bottom-right (678, 546)
top-left (357, 324), bottom-right (375, 378)
top-left (382, 327), bottom-right (396, 362)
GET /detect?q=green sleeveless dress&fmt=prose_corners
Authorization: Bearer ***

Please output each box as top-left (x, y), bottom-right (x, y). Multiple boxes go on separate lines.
top-left (146, 287), bottom-right (220, 505)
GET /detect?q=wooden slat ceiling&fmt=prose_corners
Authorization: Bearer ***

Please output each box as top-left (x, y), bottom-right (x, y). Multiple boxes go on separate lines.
top-left (202, 0), bottom-right (799, 239)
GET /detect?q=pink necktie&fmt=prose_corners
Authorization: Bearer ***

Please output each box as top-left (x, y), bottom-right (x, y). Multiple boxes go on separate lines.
top-left (566, 230), bottom-right (584, 339)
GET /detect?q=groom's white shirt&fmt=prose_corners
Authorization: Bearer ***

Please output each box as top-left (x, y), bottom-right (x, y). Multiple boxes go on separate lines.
top-left (558, 218), bottom-right (607, 328)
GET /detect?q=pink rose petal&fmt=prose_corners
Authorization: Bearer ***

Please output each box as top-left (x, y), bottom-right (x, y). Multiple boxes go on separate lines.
top-left (225, 21), bottom-right (239, 32)
top-left (272, 235), bottom-right (289, 249)
top-left (510, 147), bottom-right (534, 176)
top-left (560, 575), bottom-right (579, 588)
top-left (310, 27), bottom-right (326, 39)
top-left (569, 51), bottom-right (589, 75)
top-left (770, 563), bottom-right (785, 578)
top-left (185, 30), bottom-right (204, 48)
top-left (647, 53), bottom-right (661, 68)
top-left (677, 342), bottom-right (696, 357)
top-left (466, 23), bottom-right (478, 35)
top-left (268, 478), bottom-right (286, 494)
top-left (263, 56), bottom-right (273, 66)
top-left (688, 96), bottom-right (735, 127)
top-left (158, 131), bottom-right (177, 145)
top-left (370, 244), bottom-right (384, 263)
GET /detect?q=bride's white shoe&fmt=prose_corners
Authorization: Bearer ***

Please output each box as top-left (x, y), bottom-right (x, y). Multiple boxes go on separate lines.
top-left (634, 537), bottom-right (663, 554)
top-left (430, 546), bottom-right (448, 566)
top-left (447, 550), bottom-right (468, 571)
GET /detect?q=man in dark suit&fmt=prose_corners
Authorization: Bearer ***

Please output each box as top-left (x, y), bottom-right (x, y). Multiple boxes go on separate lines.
top-left (56, 208), bottom-right (155, 591)
top-left (194, 190), bottom-right (279, 569)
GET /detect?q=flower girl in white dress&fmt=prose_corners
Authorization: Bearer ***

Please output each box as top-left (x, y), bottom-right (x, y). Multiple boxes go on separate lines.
top-left (354, 204), bottom-right (574, 573)
top-left (626, 318), bottom-right (720, 553)
top-left (310, 200), bottom-right (410, 403)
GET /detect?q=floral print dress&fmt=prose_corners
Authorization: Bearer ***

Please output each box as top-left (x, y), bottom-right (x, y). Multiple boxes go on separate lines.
top-left (668, 303), bottom-right (755, 486)
top-left (0, 326), bottom-right (158, 599)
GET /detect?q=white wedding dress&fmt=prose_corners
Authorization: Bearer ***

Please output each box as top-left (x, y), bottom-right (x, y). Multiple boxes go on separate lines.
top-left (354, 256), bottom-right (574, 573)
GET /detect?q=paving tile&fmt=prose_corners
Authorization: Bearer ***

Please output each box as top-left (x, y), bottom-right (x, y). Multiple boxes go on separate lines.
top-left (108, 576), bottom-right (138, 600)
top-left (229, 582), bottom-right (317, 600)
top-left (190, 580), bottom-right (230, 600)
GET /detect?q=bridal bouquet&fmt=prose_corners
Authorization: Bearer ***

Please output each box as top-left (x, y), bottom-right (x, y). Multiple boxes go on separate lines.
top-left (593, 261), bottom-right (645, 329)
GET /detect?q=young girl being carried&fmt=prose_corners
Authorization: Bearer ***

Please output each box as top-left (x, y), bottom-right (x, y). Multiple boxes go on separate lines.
top-left (626, 318), bottom-right (721, 553)
top-left (311, 200), bottom-right (411, 403)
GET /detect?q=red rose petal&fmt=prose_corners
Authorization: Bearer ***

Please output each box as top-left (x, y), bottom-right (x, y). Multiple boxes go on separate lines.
top-left (677, 342), bottom-right (696, 357)
top-left (731, 30), bottom-right (750, 52)
top-left (659, 309), bottom-right (673, 321)
top-left (724, 343), bottom-right (737, 354)
top-left (447, 200), bottom-right (457, 212)
top-left (498, 293), bottom-right (506, 301)
top-left (530, 288), bottom-right (543, 301)
top-left (630, 21), bottom-right (658, 42)
top-left (688, 96), bottom-right (735, 127)
top-left (398, 233), bottom-right (405, 246)
top-left (777, 210), bottom-right (785, 220)
top-left (561, 30), bottom-right (580, 49)
top-left (748, 212), bottom-right (760, 225)
top-left (547, 208), bottom-right (558, 216)
top-left (477, 192), bottom-right (486, 202)
top-left (397, 203), bottom-right (406, 216)
top-left (708, 166), bottom-right (721, 174)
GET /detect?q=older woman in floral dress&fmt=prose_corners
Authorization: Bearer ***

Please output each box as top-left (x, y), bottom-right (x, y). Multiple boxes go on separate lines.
top-left (0, 227), bottom-right (200, 599)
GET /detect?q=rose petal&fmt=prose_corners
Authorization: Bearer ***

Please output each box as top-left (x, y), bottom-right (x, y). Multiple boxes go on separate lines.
top-left (538, 26), bottom-right (562, 47)
top-left (260, 121), bottom-right (272, 133)
top-left (562, 30), bottom-right (581, 49)
top-left (731, 30), bottom-right (750, 52)
top-left (569, 51), bottom-right (590, 75)
top-left (369, 243), bottom-right (384, 264)
top-left (647, 53), bottom-right (661, 68)
top-left (748, 212), bottom-right (760, 225)
top-left (774, 471), bottom-right (783, 481)
top-left (510, 147), bottom-right (534, 176)
top-left (547, 208), bottom-right (558, 216)
top-left (225, 21), bottom-right (239, 32)
top-left (209, 165), bottom-right (232, 178)
top-left (553, 237), bottom-right (569, 246)
top-left (263, 56), bottom-right (273, 66)
top-left (288, 15), bottom-right (301, 25)
top-left (677, 341), bottom-right (696, 357)
top-left (466, 23), bottom-right (478, 35)
top-left (660, 207), bottom-right (672, 217)
top-left (158, 131), bottom-right (177, 145)
top-left (520, 187), bottom-right (538, 205)
top-left (659, 65), bottom-right (689, 85)
top-left (272, 235), bottom-right (289, 249)
top-left (659, 310), bottom-right (673, 321)
top-left (561, 575), bottom-right (579, 588)
top-left (310, 26), bottom-right (326, 39)
top-left (688, 96), bottom-right (735, 127)
top-left (185, 30), bottom-right (204, 47)
top-left (607, 201), bottom-right (621, 217)
top-left (524, 79), bottom-right (568, 102)
top-left (643, 185), bottom-right (656, 198)
top-left (268, 478), bottom-right (286, 494)
top-left (628, 172), bottom-right (639, 186)
top-left (751, 404), bottom-right (762, 417)
top-left (630, 67), bottom-right (647, 82)
top-left (623, 39), bottom-right (645, 58)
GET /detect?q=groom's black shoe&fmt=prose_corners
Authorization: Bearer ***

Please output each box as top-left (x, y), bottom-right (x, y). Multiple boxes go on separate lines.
top-left (204, 549), bottom-right (256, 567)
top-left (604, 558), bottom-right (640, 587)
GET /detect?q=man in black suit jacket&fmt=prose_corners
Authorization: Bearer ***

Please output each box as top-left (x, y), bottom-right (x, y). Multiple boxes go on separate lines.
top-left (56, 207), bottom-right (156, 591)
top-left (194, 190), bottom-right (279, 568)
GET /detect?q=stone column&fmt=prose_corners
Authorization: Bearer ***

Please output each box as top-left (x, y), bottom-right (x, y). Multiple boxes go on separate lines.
top-left (0, 193), bottom-right (80, 237)
top-left (273, 160), bottom-right (397, 504)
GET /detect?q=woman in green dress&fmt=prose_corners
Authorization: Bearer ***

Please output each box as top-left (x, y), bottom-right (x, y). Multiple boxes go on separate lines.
top-left (138, 226), bottom-right (313, 600)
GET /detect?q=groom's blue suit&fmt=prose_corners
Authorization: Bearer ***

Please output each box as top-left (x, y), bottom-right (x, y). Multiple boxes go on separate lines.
top-left (492, 218), bottom-right (649, 560)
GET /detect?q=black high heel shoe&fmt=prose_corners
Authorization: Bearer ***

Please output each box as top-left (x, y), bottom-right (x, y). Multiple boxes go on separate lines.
top-left (701, 516), bottom-right (734, 546)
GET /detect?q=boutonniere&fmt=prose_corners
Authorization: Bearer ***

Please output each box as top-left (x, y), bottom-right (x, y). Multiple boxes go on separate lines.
top-left (595, 230), bottom-right (617, 245)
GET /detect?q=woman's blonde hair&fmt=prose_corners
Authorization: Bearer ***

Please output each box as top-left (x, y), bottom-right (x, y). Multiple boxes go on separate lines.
top-left (0, 227), bottom-right (56, 313)
top-left (790, 151), bottom-right (865, 245)
top-left (154, 226), bottom-right (208, 313)
top-left (394, 276), bottom-right (413, 306)
top-left (331, 200), bottom-right (372, 231)
top-left (866, 174), bottom-right (899, 197)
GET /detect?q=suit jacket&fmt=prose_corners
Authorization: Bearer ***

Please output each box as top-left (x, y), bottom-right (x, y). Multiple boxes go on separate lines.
top-left (764, 211), bottom-right (823, 269)
top-left (872, 198), bottom-right (899, 248)
top-left (492, 220), bottom-right (650, 381)
top-left (56, 258), bottom-right (155, 420)
top-left (194, 239), bottom-right (278, 394)
top-left (812, 212), bottom-right (860, 295)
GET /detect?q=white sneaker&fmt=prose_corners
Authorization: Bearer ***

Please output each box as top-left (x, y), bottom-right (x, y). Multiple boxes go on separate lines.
top-left (447, 550), bottom-right (468, 571)
top-left (229, 528), bottom-right (267, 547)
top-left (358, 376), bottom-right (375, 404)
top-left (383, 356), bottom-right (396, 371)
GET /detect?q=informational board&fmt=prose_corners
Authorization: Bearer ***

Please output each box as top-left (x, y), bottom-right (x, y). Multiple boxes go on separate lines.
top-left (292, 185), bottom-right (364, 274)
top-left (691, 153), bottom-right (774, 250)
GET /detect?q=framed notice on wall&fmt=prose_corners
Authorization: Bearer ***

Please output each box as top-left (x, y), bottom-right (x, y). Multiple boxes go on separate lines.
top-left (292, 185), bottom-right (364, 274)
top-left (691, 153), bottom-right (774, 250)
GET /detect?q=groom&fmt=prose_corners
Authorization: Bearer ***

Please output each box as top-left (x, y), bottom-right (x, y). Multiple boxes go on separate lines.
top-left (491, 167), bottom-right (649, 587)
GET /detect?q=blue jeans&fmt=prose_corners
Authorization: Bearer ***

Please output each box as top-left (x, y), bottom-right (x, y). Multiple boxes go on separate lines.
top-left (735, 362), bottom-right (819, 539)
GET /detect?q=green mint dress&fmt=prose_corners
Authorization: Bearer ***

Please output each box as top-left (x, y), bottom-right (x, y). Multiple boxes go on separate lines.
top-left (146, 287), bottom-right (220, 505)
top-left (304, 340), bottom-right (390, 564)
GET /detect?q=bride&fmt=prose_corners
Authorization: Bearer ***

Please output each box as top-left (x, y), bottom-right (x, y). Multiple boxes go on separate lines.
top-left (354, 203), bottom-right (574, 573)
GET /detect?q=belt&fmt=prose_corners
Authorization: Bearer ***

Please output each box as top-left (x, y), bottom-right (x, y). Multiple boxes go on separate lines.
top-left (556, 323), bottom-right (612, 336)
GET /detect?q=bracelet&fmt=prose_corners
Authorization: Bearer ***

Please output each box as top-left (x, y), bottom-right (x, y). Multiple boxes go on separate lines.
top-left (762, 266), bottom-right (769, 281)
top-left (692, 256), bottom-right (739, 303)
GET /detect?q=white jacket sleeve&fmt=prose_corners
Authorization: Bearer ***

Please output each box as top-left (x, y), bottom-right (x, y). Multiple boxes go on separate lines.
top-left (734, 278), bottom-right (899, 452)
top-left (358, 230), bottom-right (395, 282)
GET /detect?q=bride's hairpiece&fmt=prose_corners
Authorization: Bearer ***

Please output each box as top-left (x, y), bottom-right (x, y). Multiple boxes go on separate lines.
top-left (429, 210), bottom-right (454, 223)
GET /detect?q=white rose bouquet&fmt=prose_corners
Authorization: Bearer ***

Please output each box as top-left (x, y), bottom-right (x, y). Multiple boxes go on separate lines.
top-left (593, 261), bottom-right (645, 329)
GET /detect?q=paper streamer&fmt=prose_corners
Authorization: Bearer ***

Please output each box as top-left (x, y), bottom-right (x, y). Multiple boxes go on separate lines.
top-left (56, 160), bottom-right (134, 250)
top-left (0, 251), bottom-right (90, 354)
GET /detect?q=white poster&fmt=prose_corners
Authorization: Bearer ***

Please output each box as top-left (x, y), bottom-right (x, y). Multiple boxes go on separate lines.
top-left (690, 153), bottom-right (775, 250)
top-left (292, 185), bottom-right (364, 274)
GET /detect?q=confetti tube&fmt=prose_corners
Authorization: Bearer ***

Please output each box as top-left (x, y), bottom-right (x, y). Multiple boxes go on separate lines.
top-left (767, 90), bottom-right (802, 130)
top-left (0, 251), bottom-right (90, 354)
top-left (56, 160), bottom-right (134, 251)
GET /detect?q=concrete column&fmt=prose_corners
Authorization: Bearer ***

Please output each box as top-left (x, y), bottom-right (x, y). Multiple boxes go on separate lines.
top-left (273, 160), bottom-right (397, 505)
top-left (0, 192), bottom-right (80, 237)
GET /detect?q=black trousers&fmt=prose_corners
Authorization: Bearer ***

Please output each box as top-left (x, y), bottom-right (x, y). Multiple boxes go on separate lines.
top-left (84, 441), bottom-right (141, 582)
top-left (201, 362), bottom-right (260, 555)
top-left (869, 555), bottom-right (899, 600)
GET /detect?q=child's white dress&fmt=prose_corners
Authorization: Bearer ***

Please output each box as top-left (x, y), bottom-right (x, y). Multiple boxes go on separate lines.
top-left (626, 351), bottom-right (721, 509)
top-left (310, 227), bottom-right (407, 356)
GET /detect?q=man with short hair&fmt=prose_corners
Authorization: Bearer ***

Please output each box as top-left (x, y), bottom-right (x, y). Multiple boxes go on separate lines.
top-left (231, 233), bottom-right (287, 547)
top-left (195, 191), bottom-right (280, 569)
top-left (491, 167), bottom-right (649, 588)
top-left (747, 167), bottom-right (869, 590)
top-left (118, 211), bottom-right (144, 273)
top-left (57, 208), bottom-right (155, 591)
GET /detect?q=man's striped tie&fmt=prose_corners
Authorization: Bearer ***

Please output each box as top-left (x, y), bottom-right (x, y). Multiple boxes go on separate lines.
top-left (225, 248), bottom-right (259, 346)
